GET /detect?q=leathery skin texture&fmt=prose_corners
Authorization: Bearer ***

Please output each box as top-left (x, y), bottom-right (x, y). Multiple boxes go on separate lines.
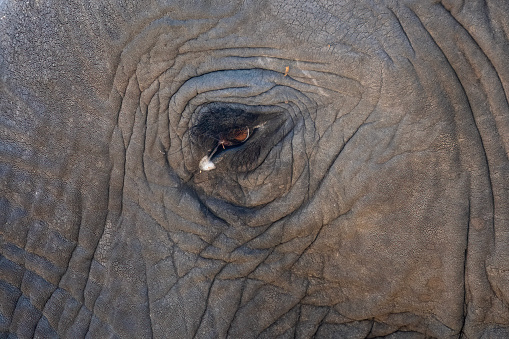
top-left (1, 0), bottom-right (509, 338)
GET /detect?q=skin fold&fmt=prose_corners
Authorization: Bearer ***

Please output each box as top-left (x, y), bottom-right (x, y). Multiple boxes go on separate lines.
top-left (1, 0), bottom-right (508, 338)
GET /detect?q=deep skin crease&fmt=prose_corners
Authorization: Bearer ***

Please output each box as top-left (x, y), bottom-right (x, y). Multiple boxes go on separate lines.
top-left (1, 0), bottom-right (509, 338)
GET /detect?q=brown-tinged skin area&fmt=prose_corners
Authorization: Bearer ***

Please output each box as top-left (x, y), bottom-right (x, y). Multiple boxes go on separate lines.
top-left (1, 0), bottom-right (509, 338)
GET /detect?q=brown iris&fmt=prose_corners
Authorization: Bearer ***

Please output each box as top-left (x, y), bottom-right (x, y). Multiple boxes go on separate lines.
top-left (218, 126), bottom-right (250, 148)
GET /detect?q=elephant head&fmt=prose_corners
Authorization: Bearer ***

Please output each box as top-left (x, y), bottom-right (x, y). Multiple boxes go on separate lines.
top-left (1, 0), bottom-right (509, 338)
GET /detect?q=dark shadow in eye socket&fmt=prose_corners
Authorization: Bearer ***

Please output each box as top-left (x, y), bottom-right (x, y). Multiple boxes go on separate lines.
top-left (191, 106), bottom-right (264, 150)
top-left (190, 103), bottom-right (289, 171)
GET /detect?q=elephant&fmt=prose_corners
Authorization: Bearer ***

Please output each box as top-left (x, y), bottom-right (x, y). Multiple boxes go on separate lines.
top-left (1, 0), bottom-right (509, 337)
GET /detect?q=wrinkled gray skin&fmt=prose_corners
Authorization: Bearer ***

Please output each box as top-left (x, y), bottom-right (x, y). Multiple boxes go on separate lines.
top-left (1, 0), bottom-right (509, 338)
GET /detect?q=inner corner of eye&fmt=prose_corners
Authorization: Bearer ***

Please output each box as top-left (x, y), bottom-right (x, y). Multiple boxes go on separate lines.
top-left (199, 155), bottom-right (215, 171)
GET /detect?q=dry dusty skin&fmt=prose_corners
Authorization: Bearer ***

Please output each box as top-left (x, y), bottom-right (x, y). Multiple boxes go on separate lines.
top-left (1, 0), bottom-right (509, 338)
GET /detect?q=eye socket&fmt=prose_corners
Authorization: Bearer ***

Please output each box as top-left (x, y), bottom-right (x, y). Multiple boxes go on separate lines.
top-left (191, 104), bottom-right (283, 172)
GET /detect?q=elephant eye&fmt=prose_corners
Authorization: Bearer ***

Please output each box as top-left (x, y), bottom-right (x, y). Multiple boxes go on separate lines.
top-left (220, 126), bottom-right (250, 147)
top-left (192, 104), bottom-right (285, 172)
top-left (199, 126), bottom-right (253, 171)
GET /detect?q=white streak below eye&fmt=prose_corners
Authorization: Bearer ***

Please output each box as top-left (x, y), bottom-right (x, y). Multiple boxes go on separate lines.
top-left (199, 156), bottom-right (216, 171)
